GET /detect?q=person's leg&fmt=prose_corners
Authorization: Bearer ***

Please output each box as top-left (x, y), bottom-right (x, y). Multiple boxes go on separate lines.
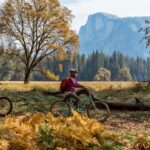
top-left (75, 88), bottom-right (90, 97)
top-left (75, 88), bottom-right (95, 100)
top-left (64, 92), bottom-right (81, 108)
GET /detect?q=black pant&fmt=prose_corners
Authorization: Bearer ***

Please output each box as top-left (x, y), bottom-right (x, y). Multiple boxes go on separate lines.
top-left (64, 88), bottom-right (92, 107)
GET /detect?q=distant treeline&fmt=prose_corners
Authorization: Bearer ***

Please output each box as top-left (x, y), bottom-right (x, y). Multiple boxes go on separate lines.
top-left (38, 51), bottom-right (150, 81)
top-left (0, 50), bottom-right (150, 81)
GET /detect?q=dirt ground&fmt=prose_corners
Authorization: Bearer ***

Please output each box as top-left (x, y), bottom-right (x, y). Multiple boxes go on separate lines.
top-left (104, 111), bottom-right (150, 133)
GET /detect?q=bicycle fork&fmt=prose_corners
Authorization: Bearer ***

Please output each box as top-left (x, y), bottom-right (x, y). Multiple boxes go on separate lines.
top-left (89, 94), bottom-right (98, 111)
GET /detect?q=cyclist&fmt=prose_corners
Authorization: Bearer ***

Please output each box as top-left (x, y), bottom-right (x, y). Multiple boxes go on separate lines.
top-left (63, 69), bottom-right (91, 106)
top-left (44, 68), bottom-right (91, 102)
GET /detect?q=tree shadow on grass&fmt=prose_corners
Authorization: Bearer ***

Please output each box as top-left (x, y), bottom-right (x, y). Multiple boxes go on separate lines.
top-left (2, 88), bottom-right (65, 115)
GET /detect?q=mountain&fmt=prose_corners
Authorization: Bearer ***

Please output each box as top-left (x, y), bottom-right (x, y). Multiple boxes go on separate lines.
top-left (79, 12), bottom-right (150, 57)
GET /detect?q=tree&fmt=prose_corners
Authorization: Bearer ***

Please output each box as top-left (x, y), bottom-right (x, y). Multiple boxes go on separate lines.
top-left (93, 74), bottom-right (100, 81)
top-left (0, 0), bottom-right (78, 83)
top-left (0, 53), bottom-right (22, 80)
top-left (110, 51), bottom-right (120, 80)
top-left (0, 44), bottom-right (22, 81)
top-left (94, 67), bottom-right (111, 81)
top-left (140, 20), bottom-right (150, 48)
top-left (118, 67), bottom-right (132, 81)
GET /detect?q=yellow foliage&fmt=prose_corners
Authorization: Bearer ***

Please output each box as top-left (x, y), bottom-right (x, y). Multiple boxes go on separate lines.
top-left (0, 117), bottom-right (39, 150)
top-left (58, 64), bottom-right (63, 72)
top-left (40, 69), bottom-right (59, 81)
top-left (1, 0), bottom-right (79, 55)
top-left (134, 133), bottom-right (150, 150)
top-left (0, 111), bottom-right (149, 149)
top-left (0, 112), bottom-right (109, 149)
top-left (0, 139), bottom-right (9, 150)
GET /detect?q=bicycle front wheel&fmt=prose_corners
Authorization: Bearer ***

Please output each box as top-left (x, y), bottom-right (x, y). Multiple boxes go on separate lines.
top-left (0, 97), bottom-right (13, 116)
top-left (50, 101), bottom-right (71, 117)
top-left (87, 101), bottom-right (110, 123)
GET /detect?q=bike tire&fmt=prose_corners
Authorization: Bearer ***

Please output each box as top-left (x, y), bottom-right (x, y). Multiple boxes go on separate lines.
top-left (50, 101), bottom-right (71, 117)
top-left (87, 100), bottom-right (110, 123)
top-left (0, 97), bottom-right (13, 117)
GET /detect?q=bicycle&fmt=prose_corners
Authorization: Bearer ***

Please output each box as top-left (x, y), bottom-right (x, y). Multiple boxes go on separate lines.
top-left (50, 88), bottom-right (110, 123)
top-left (0, 83), bottom-right (13, 116)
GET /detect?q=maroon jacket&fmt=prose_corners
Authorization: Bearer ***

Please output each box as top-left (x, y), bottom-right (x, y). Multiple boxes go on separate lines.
top-left (66, 77), bottom-right (83, 92)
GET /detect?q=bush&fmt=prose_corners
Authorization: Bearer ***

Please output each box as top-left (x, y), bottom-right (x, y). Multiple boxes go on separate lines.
top-left (0, 112), bottom-right (149, 150)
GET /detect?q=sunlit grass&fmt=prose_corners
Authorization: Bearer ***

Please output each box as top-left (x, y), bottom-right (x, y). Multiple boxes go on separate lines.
top-left (0, 81), bottom-right (137, 92)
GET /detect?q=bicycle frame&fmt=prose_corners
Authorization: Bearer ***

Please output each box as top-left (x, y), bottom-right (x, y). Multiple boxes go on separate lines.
top-left (66, 91), bottom-right (97, 112)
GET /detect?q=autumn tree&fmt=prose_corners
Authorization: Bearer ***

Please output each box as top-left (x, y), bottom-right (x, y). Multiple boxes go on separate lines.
top-left (94, 67), bottom-right (111, 81)
top-left (0, 0), bottom-right (78, 83)
top-left (118, 67), bottom-right (132, 81)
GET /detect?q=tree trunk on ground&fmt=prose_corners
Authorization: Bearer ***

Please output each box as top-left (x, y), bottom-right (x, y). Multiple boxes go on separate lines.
top-left (105, 101), bottom-right (150, 111)
top-left (95, 97), bottom-right (150, 111)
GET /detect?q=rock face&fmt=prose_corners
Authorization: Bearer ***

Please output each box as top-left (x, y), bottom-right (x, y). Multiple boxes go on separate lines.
top-left (79, 12), bottom-right (150, 57)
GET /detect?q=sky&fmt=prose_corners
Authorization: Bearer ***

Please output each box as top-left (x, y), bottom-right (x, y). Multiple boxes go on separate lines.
top-left (60, 0), bottom-right (150, 32)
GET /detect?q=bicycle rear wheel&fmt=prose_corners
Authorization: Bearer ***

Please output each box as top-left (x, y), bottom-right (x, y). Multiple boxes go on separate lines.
top-left (87, 101), bottom-right (110, 123)
top-left (50, 101), bottom-right (71, 117)
top-left (0, 97), bottom-right (13, 116)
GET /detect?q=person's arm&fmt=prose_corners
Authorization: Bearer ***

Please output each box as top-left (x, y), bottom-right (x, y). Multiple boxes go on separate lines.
top-left (69, 78), bottom-right (84, 89)
top-left (69, 78), bottom-right (84, 88)
top-left (75, 81), bottom-right (84, 88)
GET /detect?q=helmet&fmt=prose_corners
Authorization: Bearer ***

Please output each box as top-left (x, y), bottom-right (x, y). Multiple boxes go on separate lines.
top-left (69, 68), bottom-right (78, 73)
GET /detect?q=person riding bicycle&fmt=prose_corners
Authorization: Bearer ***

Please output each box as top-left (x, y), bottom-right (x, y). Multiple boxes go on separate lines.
top-left (44, 68), bottom-right (91, 103)
top-left (50, 69), bottom-right (110, 122)
top-left (62, 69), bottom-right (92, 105)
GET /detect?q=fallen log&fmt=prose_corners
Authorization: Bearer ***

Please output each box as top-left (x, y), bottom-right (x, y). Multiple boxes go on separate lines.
top-left (96, 97), bottom-right (150, 111)
top-left (107, 98), bottom-right (150, 111)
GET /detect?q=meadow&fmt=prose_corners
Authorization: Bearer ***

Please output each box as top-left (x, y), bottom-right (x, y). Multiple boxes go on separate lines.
top-left (0, 81), bottom-right (139, 115)
top-left (1, 81), bottom-right (150, 127)
top-left (0, 81), bottom-right (149, 150)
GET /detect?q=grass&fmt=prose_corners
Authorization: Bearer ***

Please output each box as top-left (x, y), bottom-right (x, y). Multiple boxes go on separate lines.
top-left (0, 81), bottom-right (150, 112)
top-left (0, 81), bottom-right (149, 132)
